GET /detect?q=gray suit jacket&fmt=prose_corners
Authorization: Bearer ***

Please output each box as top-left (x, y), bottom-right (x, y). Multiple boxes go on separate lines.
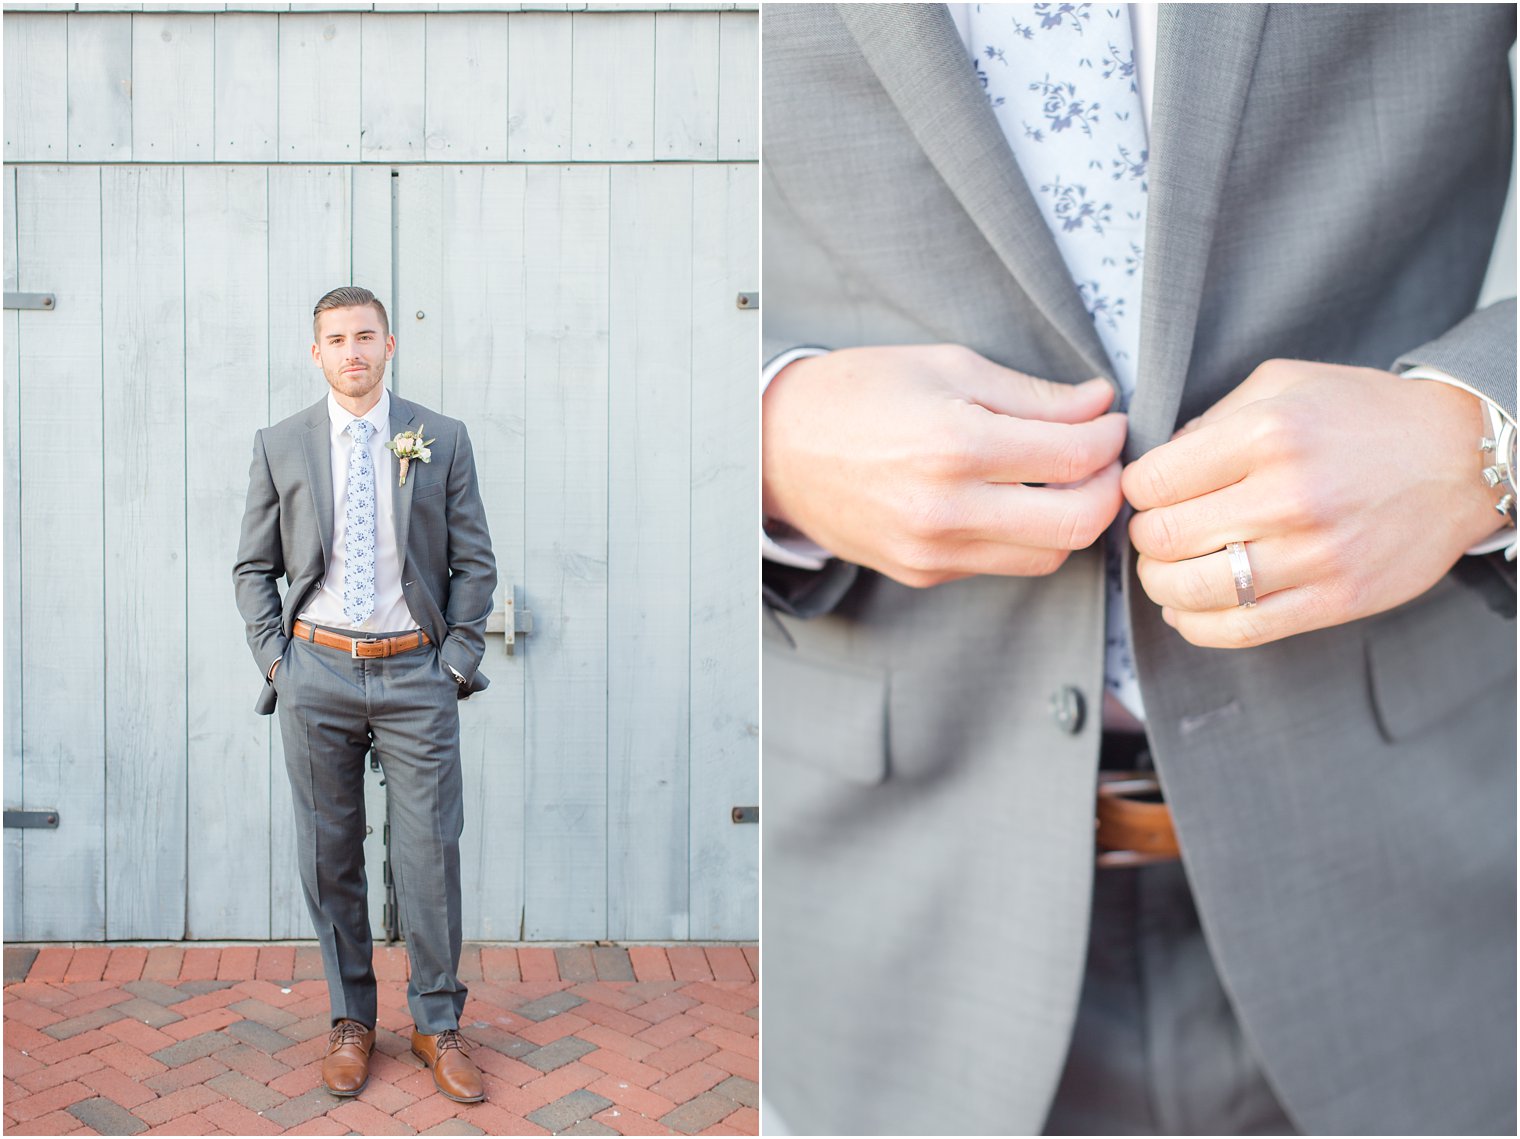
top-left (762, 4), bottom-right (1516, 1135)
top-left (233, 392), bottom-right (497, 716)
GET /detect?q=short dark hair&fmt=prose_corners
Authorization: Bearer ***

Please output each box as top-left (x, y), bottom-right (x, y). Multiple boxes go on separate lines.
top-left (313, 286), bottom-right (390, 340)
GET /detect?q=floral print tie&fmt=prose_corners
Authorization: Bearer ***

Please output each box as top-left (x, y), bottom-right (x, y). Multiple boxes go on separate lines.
top-left (343, 419), bottom-right (377, 626)
top-left (965, 2), bottom-right (1149, 718)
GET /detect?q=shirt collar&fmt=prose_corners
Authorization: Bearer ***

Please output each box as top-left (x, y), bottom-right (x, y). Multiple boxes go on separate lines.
top-left (327, 387), bottom-right (390, 444)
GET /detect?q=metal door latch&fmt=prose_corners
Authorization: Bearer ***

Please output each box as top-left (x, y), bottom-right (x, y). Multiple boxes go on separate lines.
top-left (486, 594), bottom-right (534, 655)
top-left (3, 293), bottom-right (54, 311)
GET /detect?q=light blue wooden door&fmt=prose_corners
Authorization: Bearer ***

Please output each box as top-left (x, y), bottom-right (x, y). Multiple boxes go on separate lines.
top-left (2, 161), bottom-right (758, 943)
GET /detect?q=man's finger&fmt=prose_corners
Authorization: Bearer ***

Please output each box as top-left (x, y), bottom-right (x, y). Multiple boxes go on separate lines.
top-left (1136, 538), bottom-right (1303, 613)
top-left (1161, 585), bottom-right (1326, 649)
top-left (964, 459), bottom-right (1124, 550)
top-left (970, 408), bottom-right (1128, 485)
top-left (1128, 482), bottom-right (1266, 563)
top-left (961, 358), bottom-right (1120, 424)
top-left (1121, 416), bottom-right (1249, 511)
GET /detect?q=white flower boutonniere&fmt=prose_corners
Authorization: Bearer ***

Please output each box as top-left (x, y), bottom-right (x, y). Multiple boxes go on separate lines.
top-left (385, 425), bottom-right (437, 487)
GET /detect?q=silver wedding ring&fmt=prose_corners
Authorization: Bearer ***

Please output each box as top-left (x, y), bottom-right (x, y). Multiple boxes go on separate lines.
top-left (1225, 541), bottom-right (1257, 608)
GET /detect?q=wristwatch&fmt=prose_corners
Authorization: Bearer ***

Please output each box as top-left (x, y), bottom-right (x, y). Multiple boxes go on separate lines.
top-left (1479, 399), bottom-right (1517, 534)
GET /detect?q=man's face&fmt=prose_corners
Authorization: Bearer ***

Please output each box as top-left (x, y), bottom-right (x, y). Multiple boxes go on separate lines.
top-left (311, 304), bottom-right (394, 400)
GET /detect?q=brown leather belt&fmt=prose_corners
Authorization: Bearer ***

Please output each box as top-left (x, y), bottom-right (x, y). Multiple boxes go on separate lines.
top-left (1096, 771), bottom-right (1180, 868)
top-left (292, 620), bottom-right (430, 659)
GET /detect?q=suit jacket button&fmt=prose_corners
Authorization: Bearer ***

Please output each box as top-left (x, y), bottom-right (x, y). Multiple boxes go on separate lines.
top-left (1049, 686), bottom-right (1086, 735)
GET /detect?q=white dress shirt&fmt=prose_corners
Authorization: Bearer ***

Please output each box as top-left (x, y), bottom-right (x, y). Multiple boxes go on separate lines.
top-left (297, 387), bottom-right (419, 634)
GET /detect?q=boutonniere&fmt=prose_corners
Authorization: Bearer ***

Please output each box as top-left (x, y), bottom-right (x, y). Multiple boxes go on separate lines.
top-left (385, 425), bottom-right (436, 486)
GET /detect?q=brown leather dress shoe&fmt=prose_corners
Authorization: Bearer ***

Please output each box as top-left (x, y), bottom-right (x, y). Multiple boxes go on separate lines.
top-left (411, 1028), bottom-right (485, 1103)
top-left (321, 1019), bottom-right (376, 1096)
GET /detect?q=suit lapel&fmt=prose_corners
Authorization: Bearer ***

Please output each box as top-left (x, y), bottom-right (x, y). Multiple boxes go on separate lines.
top-left (300, 400), bottom-right (334, 569)
top-left (1127, 3), bottom-right (1268, 458)
top-left (838, 3), bottom-right (1111, 378)
top-left (389, 394), bottom-right (418, 561)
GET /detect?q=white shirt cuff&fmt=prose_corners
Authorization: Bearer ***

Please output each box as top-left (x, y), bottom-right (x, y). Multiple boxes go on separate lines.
top-left (1400, 365), bottom-right (1516, 557)
top-left (762, 346), bottom-right (837, 569)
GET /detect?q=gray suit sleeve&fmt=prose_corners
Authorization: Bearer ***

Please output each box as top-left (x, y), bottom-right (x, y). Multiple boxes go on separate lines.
top-left (1393, 298), bottom-right (1516, 418)
top-left (232, 429), bottom-right (289, 680)
top-left (438, 421), bottom-right (497, 683)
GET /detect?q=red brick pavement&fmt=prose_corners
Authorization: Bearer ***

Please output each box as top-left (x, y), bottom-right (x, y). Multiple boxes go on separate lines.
top-left (4, 945), bottom-right (756, 1136)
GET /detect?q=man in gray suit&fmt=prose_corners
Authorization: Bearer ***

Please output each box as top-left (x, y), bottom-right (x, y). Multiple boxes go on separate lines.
top-left (762, 4), bottom-right (1515, 1135)
top-left (234, 286), bottom-right (497, 1102)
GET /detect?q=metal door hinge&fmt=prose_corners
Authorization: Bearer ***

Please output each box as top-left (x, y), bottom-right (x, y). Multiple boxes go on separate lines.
top-left (4, 810), bottom-right (59, 828)
top-left (731, 806), bottom-right (758, 824)
top-left (736, 292), bottom-right (758, 310)
top-left (4, 293), bottom-right (54, 311)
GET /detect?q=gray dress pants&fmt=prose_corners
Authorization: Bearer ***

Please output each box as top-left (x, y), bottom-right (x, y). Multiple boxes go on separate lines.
top-left (1044, 744), bottom-right (1298, 1139)
top-left (274, 626), bottom-right (467, 1034)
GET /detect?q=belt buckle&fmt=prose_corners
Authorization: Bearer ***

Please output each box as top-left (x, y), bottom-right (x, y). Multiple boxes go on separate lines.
top-left (351, 636), bottom-right (379, 659)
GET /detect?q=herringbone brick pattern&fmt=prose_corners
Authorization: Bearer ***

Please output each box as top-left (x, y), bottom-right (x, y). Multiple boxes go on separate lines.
top-left (3, 944), bottom-right (758, 1137)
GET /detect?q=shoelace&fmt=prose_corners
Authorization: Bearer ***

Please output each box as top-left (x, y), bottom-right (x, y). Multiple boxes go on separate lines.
top-left (329, 1020), bottom-right (369, 1048)
top-left (435, 1028), bottom-right (470, 1054)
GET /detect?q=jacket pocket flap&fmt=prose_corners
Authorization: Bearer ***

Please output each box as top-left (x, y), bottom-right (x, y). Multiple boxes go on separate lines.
top-left (1366, 576), bottom-right (1516, 742)
top-left (763, 647), bottom-right (887, 785)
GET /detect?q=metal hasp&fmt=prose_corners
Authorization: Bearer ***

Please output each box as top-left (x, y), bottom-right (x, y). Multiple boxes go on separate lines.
top-left (736, 292), bottom-right (759, 310)
top-left (731, 806), bottom-right (758, 824)
top-left (486, 593), bottom-right (534, 656)
top-left (4, 810), bottom-right (59, 828)
top-left (4, 293), bottom-right (55, 311)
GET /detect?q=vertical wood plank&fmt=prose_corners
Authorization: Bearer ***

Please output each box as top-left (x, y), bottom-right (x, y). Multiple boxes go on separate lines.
top-left (351, 165), bottom-right (393, 300)
top-left (716, 9), bottom-right (757, 162)
top-left (3, 166), bottom-right (22, 941)
top-left (132, 13), bottom-right (215, 161)
top-left (523, 165), bottom-right (609, 940)
top-left (267, 165), bottom-right (352, 938)
top-left (438, 166), bottom-right (528, 938)
top-left (278, 12), bottom-right (361, 162)
top-left (393, 167), bottom-right (444, 410)
top-left (571, 12), bottom-right (655, 161)
top-left (653, 12), bottom-right (718, 160)
top-left (606, 165), bottom-right (692, 939)
top-left (425, 14), bottom-right (511, 161)
top-left (185, 166), bottom-right (272, 938)
top-left (4, 13), bottom-right (69, 162)
top-left (215, 13), bottom-right (279, 162)
top-left (507, 13), bottom-right (571, 161)
top-left (360, 12), bottom-right (425, 162)
top-left (101, 167), bottom-right (187, 939)
top-left (17, 166), bottom-right (106, 940)
top-left (687, 163), bottom-right (757, 938)
top-left (67, 13), bottom-right (133, 161)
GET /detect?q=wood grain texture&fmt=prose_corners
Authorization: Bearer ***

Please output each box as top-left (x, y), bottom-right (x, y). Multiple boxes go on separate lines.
top-left (277, 12), bottom-right (361, 162)
top-left (17, 166), bottom-right (106, 940)
top-left (101, 166), bottom-right (188, 939)
top-left (214, 13), bottom-right (279, 162)
top-left (266, 165), bottom-right (352, 938)
top-left (425, 13), bottom-right (511, 161)
top-left (687, 163), bottom-right (757, 939)
top-left (607, 164), bottom-right (693, 940)
top-left (507, 12), bottom-right (572, 161)
top-left (4, 14), bottom-right (68, 162)
top-left (66, 12), bottom-right (133, 161)
top-left (359, 12), bottom-right (425, 162)
top-left (184, 165), bottom-right (273, 938)
top-left (571, 11), bottom-right (655, 161)
top-left (436, 165), bottom-right (528, 939)
top-left (522, 165), bottom-right (610, 940)
top-left (716, 9), bottom-right (757, 162)
top-left (654, 12), bottom-right (719, 159)
top-left (132, 13), bottom-right (215, 161)
top-left (3, 166), bottom-right (22, 941)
